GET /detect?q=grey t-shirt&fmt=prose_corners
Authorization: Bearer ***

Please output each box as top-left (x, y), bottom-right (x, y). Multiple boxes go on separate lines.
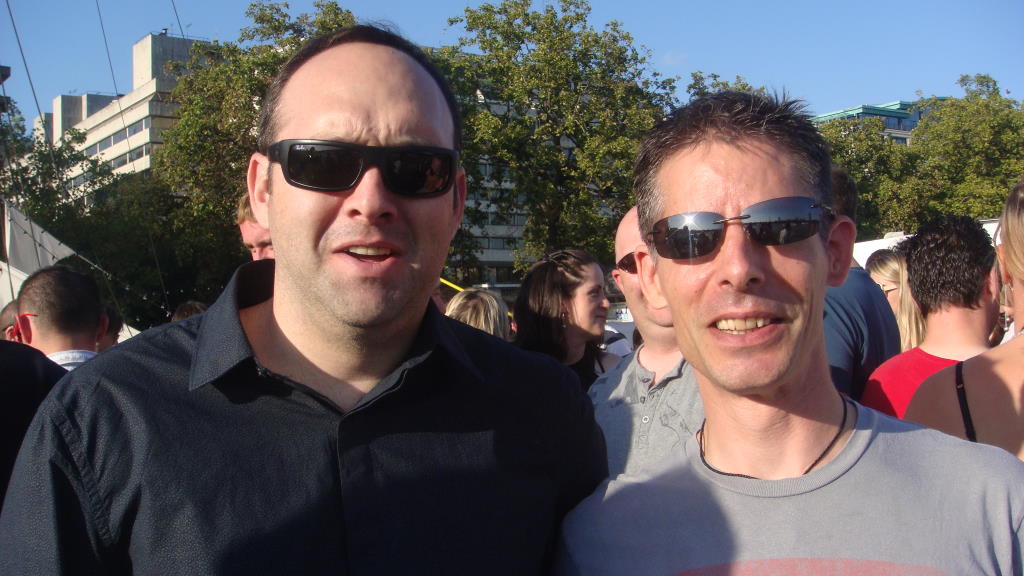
top-left (588, 352), bottom-right (702, 477)
top-left (558, 405), bottom-right (1024, 575)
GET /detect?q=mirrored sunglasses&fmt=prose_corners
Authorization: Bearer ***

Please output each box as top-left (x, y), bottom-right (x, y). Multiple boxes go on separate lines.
top-left (616, 252), bottom-right (637, 274)
top-left (268, 139), bottom-right (459, 198)
top-left (647, 196), bottom-right (833, 260)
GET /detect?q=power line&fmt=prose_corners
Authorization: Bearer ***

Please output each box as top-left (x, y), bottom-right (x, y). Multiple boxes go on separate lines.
top-left (169, 0), bottom-right (185, 37)
top-left (93, 0), bottom-right (140, 173)
top-left (3, 0), bottom-right (68, 195)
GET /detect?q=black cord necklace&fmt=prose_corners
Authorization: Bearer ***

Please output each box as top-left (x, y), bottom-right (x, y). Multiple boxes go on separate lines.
top-left (697, 398), bottom-right (850, 480)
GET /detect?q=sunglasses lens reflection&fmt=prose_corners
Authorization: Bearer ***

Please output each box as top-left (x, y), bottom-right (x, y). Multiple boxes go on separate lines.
top-left (651, 196), bottom-right (826, 260)
top-left (288, 144), bottom-right (362, 190)
top-left (663, 227), bottom-right (721, 260)
top-left (272, 140), bottom-right (456, 197)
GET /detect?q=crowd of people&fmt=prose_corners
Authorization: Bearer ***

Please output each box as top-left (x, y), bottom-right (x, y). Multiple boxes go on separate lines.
top-left (1, 23), bottom-right (1022, 575)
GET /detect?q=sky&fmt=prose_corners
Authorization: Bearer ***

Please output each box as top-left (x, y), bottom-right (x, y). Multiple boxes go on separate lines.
top-left (2, 0), bottom-right (1022, 127)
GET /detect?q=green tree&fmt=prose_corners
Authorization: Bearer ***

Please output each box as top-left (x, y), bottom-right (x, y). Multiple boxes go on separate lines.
top-left (154, 0), bottom-right (356, 292)
top-left (904, 74), bottom-right (1024, 224)
top-left (0, 101), bottom-right (189, 326)
top-left (436, 0), bottom-right (676, 272)
top-left (685, 70), bottom-right (762, 100)
top-left (818, 116), bottom-right (913, 238)
top-left (0, 101), bottom-right (119, 225)
top-left (819, 74), bottom-right (1024, 237)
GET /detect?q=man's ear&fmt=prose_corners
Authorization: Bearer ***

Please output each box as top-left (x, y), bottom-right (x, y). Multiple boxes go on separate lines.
top-left (94, 314), bottom-right (110, 349)
top-left (826, 215), bottom-right (857, 287)
top-left (985, 262), bottom-right (1002, 301)
top-left (247, 152), bottom-right (272, 229)
top-left (611, 269), bottom-right (625, 292)
top-left (15, 314), bottom-right (32, 344)
top-left (636, 244), bottom-right (669, 311)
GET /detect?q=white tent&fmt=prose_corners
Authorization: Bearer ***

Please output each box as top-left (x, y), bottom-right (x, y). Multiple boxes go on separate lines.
top-left (1, 201), bottom-right (138, 341)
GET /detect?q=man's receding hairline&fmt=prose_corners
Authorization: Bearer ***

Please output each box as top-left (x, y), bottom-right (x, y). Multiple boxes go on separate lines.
top-left (649, 135), bottom-right (820, 204)
top-left (268, 41), bottom-right (457, 150)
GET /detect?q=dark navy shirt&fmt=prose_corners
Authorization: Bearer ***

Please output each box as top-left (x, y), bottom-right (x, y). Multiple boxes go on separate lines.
top-left (824, 266), bottom-right (901, 400)
top-left (1, 340), bottom-right (66, 508)
top-left (0, 260), bottom-right (607, 575)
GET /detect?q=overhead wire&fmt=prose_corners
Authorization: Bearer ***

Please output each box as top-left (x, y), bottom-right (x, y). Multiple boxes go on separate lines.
top-left (3, 0), bottom-right (68, 196)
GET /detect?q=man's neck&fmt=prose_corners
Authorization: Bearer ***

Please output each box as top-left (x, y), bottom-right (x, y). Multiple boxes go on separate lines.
top-left (31, 334), bottom-right (96, 357)
top-left (696, 366), bottom-right (852, 480)
top-left (241, 295), bottom-right (421, 412)
top-left (919, 306), bottom-right (993, 360)
top-left (635, 337), bottom-right (683, 385)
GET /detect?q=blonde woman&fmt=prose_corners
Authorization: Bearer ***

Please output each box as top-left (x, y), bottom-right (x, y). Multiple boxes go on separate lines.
top-left (865, 248), bottom-right (925, 352)
top-left (446, 288), bottom-right (511, 341)
top-left (906, 178), bottom-right (1024, 459)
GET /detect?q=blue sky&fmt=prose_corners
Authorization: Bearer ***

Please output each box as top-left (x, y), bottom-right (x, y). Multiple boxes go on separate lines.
top-left (2, 0), bottom-right (1022, 127)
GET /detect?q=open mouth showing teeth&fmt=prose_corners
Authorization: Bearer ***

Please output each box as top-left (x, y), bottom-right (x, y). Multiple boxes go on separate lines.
top-left (715, 317), bottom-right (774, 334)
top-left (345, 246), bottom-right (393, 261)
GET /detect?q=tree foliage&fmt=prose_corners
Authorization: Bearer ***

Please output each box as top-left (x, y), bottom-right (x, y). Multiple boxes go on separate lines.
top-left (436, 0), bottom-right (676, 272)
top-left (0, 102), bottom-right (119, 225)
top-left (0, 101), bottom-right (194, 326)
top-left (820, 74), bottom-right (1024, 238)
top-left (155, 1), bottom-right (357, 265)
top-left (686, 70), bottom-right (762, 100)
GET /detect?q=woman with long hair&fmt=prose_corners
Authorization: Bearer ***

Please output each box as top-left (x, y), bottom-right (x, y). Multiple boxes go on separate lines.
top-left (906, 178), bottom-right (1024, 459)
top-left (866, 248), bottom-right (925, 352)
top-left (513, 249), bottom-right (617, 391)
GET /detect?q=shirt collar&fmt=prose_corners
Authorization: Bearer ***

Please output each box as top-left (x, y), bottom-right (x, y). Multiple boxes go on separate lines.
top-left (188, 259), bottom-right (482, 391)
top-left (189, 260), bottom-right (272, 391)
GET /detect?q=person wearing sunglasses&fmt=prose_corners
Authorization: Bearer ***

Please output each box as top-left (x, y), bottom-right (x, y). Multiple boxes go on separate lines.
top-left (1, 26), bottom-right (606, 575)
top-left (557, 92), bottom-right (1024, 575)
top-left (865, 247), bottom-right (926, 352)
top-left (588, 206), bottom-right (701, 478)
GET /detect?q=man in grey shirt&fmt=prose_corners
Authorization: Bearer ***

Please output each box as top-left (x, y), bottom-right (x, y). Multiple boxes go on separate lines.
top-left (558, 91), bottom-right (1024, 575)
top-left (589, 207), bottom-right (701, 477)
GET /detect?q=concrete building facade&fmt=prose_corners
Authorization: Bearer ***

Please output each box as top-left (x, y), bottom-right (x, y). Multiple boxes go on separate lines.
top-left (811, 100), bottom-right (932, 145)
top-left (35, 32), bottom-right (195, 187)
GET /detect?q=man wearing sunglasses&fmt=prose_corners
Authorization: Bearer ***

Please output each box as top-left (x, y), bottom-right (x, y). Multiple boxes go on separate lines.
top-left (1, 26), bottom-right (606, 574)
top-left (589, 206), bottom-right (701, 477)
top-left (557, 92), bottom-right (1024, 574)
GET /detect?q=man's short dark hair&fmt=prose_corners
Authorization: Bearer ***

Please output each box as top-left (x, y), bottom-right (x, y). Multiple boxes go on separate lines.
top-left (256, 25), bottom-right (463, 154)
top-left (1, 300), bottom-right (18, 333)
top-left (830, 165), bottom-right (858, 222)
top-left (634, 91), bottom-right (832, 237)
top-left (171, 300), bottom-right (208, 323)
top-left (899, 215), bottom-right (995, 318)
top-left (17, 266), bottom-right (103, 335)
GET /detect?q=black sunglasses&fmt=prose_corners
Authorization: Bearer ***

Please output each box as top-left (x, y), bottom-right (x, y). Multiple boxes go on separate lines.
top-left (616, 252), bottom-right (637, 274)
top-left (647, 196), bottom-right (833, 260)
top-left (267, 139), bottom-right (459, 198)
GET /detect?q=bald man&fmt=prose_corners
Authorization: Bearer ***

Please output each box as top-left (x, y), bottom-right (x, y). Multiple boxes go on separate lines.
top-left (588, 206), bottom-right (702, 476)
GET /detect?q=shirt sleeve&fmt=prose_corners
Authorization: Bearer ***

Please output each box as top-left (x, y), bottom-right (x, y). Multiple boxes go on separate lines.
top-left (0, 398), bottom-right (110, 575)
top-left (556, 368), bottom-right (609, 517)
top-left (823, 294), bottom-right (857, 397)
